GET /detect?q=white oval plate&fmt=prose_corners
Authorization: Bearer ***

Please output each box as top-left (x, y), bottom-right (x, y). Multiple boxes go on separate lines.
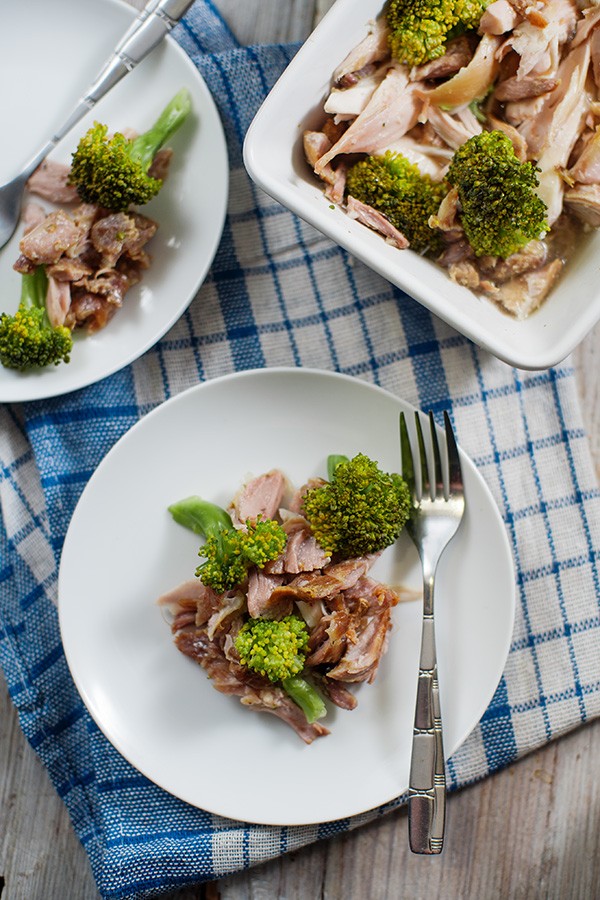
top-left (58, 368), bottom-right (515, 825)
top-left (0, 0), bottom-right (228, 402)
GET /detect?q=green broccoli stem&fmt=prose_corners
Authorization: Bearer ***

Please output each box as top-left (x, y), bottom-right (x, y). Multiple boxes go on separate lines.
top-left (131, 87), bottom-right (192, 171)
top-left (327, 454), bottom-right (348, 481)
top-left (168, 495), bottom-right (233, 538)
top-left (282, 675), bottom-right (327, 724)
top-left (20, 267), bottom-right (49, 319)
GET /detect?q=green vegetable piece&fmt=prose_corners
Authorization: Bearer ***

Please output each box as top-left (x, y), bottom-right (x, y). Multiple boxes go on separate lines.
top-left (446, 130), bottom-right (548, 259)
top-left (282, 675), bottom-right (327, 724)
top-left (386, 0), bottom-right (490, 67)
top-left (235, 615), bottom-right (309, 682)
top-left (302, 452), bottom-right (411, 559)
top-left (0, 267), bottom-right (72, 370)
top-left (345, 152), bottom-right (447, 254)
top-left (327, 454), bottom-right (349, 481)
top-left (168, 496), bottom-right (234, 537)
top-left (196, 528), bottom-right (249, 594)
top-left (69, 87), bottom-right (192, 210)
top-left (168, 496), bottom-right (287, 593)
top-left (241, 517), bottom-right (288, 569)
top-left (235, 616), bottom-right (327, 723)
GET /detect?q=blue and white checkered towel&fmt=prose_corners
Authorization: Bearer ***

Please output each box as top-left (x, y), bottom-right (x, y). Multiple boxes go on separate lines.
top-left (1, 3), bottom-right (599, 898)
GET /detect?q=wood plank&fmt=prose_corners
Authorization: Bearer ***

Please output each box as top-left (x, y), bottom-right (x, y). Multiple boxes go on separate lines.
top-left (213, 719), bottom-right (600, 900)
top-left (0, 674), bottom-right (100, 899)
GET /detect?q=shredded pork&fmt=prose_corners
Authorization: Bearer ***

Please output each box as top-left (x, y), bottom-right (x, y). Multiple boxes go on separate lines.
top-left (12, 146), bottom-right (170, 339)
top-left (158, 470), bottom-right (408, 744)
top-left (304, 0), bottom-right (600, 318)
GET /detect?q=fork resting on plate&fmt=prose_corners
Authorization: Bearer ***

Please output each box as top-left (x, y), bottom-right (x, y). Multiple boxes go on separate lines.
top-left (400, 410), bottom-right (466, 855)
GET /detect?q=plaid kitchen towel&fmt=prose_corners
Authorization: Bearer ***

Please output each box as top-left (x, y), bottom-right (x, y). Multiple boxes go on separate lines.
top-left (1, 1), bottom-right (599, 897)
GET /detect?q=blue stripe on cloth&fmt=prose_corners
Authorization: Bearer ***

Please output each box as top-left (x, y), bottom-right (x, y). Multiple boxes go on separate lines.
top-left (480, 677), bottom-right (518, 772)
top-left (0, 3), bottom-right (599, 898)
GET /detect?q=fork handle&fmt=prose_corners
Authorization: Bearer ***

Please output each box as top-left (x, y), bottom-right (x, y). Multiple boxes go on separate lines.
top-left (408, 614), bottom-right (446, 854)
top-left (22, 0), bottom-right (195, 179)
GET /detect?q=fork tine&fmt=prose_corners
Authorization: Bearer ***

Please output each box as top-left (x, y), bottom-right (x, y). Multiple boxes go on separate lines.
top-left (414, 412), bottom-right (429, 499)
top-left (443, 411), bottom-right (463, 498)
top-left (399, 412), bottom-right (416, 498)
top-left (429, 411), bottom-right (444, 500)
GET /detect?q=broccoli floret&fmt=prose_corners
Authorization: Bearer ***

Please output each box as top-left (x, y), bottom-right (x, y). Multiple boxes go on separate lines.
top-left (0, 267), bottom-right (72, 370)
top-left (302, 453), bottom-right (411, 559)
top-left (236, 615), bottom-right (309, 681)
top-left (446, 130), bottom-right (548, 258)
top-left (69, 88), bottom-right (192, 211)
top-left (345, 152), bottom-right (448, 253)
top-left (386, 0), bottom-right (490, 67)
top-left (235, 616), bottom-right (327, 723)
top-left (168, 496), bottom-right (287, 594)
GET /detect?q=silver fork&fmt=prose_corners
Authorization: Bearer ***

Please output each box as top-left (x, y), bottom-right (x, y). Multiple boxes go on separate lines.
top-left (400, 410), bottom-right (466, 855)
top-left (0, 0), bottom-right (195, 250)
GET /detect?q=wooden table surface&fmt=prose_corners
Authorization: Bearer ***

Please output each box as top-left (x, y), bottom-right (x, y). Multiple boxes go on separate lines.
top-left (1, 2), bottom-right (599, 898)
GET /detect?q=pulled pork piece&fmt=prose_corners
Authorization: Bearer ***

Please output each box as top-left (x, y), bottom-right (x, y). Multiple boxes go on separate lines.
top-left (269, 555), bottom-right (377, 606)
top-left (325, 577), bottom-right (398, 684)
top-left (448, 260), bottom-right (483, 290)
top-left (315, 66), bottom-right (422, 176)
top-left (417, 34), bottom-right (501, 109)
top-left (486, 259), bottom-right (564, 316)
top-left (324, 64), bottom-right (388, 122)
top-left (230, 469), bottom-right (287, 525)
top-left (126, 212), bottom-right (158, 260)
top-left (27, 160), bottom-right (80, 204)
top-left (479, 0), bottom-right (521, 35)
top-left (332, 14), bottom-right (390, 85)
top-left (477, 240), bottom-right (548, 282)
top-left (65, 269), bottom-right (133, 332)
top-left (147, 147), bottom-right (173, 182)
top-left (19, 209), bottom-right (87, 265)
top-left (22, 202), bottom-right (47, 234)
top-left (13, 255), bottom-right (36, 275)
top-left (157, 578), bottom-right (221, 628)
top-left (410, 36), bottom-right (474, 80)
top-left (246, 569), bottom-right (289, 619)
top-left (91, 213), bottom-right (140, 268)
top-left (564, 182), bottom-right (600, 225)
top-left (567, 127), bottom-right (600, 183)
top-left (45, 275), bottom-right (71, 328)
top-left (265, 514), bottom-right (330, 576)
top-left (494, 74), bottom-right (559, 102)
top-left (46, 257), bottom-right (94, 282)
top-left (422, 105), bottom-right (482, 151)
top-left (315, 674), bottom-right (358, 710)
top-left (346, 195), bottom-right (410, 249)
top-left (175, 629), bottom-right (329, 743)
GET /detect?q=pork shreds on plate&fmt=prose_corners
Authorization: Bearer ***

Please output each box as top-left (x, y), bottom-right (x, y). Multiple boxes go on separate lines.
top-left (304, 0), bottom-right (600, 318)
top-left (13, 154), bottom-right (168, 333)
top-left (158, 469), bottom-right (411, 744)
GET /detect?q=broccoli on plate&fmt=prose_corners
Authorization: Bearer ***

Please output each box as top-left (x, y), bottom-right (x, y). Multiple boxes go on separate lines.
top-left (168, 496), bottom-right (287, 594)
top-left (235, 615), bottom-right (327, 723)
top-left (446, 130), bottom-right (549, 259)
top-left (0, 267), bottom-right (72, 371)
top-left (302, 452), bottom-right (411, 559)
top-left (345, 151), bottom-right (448, 253)
top-left (69, 87), bottom-right (192, 211)
top-left (386, 0), bottom-right (490, 67)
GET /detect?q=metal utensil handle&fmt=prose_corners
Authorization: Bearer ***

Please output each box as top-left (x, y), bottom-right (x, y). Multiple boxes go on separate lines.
top-left (22, 0), bottom-right (195, 176)
top-left (408, 576), bottom-right (446, 854)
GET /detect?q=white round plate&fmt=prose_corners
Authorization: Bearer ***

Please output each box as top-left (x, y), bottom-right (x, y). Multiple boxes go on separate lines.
top-left (58, 368), bottom-right (516, 825)
top-left (0, 0), bottom-right (228, 402)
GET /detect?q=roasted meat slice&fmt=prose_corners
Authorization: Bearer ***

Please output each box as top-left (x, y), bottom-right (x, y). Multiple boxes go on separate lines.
top-left (175, 629), bottom-right (329, 743)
